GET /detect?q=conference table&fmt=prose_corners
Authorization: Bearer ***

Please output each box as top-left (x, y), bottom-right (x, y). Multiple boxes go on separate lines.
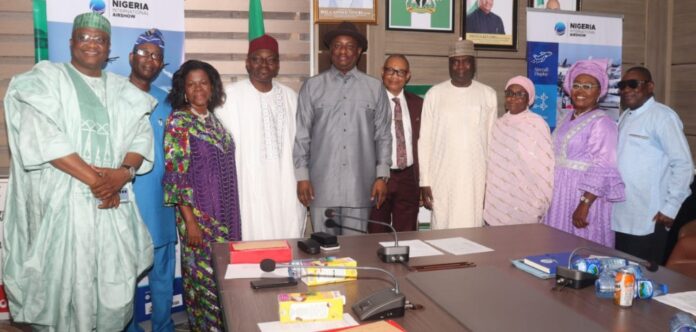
top-left (211, 224), bottom-right (696, 331)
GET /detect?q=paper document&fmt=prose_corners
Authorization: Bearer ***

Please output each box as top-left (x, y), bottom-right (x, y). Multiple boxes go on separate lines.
top-left (379, 239), bottom-right (444, 257)
top-left (654, 291), bottom-right (696, 316)
top-left (225, 264), bottom-right (290, 279)
top-left (426, 237), bottom-right (494, 255)
top-left (258, 313), bottom-right (358, 332)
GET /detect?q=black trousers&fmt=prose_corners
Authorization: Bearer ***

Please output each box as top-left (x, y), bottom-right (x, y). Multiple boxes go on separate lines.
top-left (615, 224), bottom-right (668, 266)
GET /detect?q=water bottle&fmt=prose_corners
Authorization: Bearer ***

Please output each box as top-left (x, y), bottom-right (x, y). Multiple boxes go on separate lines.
top-left (594, 270), bottom-right (615, 298)
top-left (670, 312), bottom-right (696, 332)
top-left (599, 257), bottom-right (628, 272)
top-left (574, 257), bottom-right (628, 275)
top-left (622, 264), bottom-right (644, 280)
top-left (287, 259), bottom-right (307, 280)
top-left (635, 279), bottom-right (668, 299)
top-left (573, 258), bottom-right (602, 275)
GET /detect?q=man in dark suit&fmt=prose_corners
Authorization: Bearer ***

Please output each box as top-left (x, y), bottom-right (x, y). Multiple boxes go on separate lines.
top-left (369, 54), bottom-right (423, 232)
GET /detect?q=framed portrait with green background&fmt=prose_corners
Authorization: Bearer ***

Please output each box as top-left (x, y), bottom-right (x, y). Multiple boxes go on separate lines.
top-left (386, 0), bottom-right (454, 33)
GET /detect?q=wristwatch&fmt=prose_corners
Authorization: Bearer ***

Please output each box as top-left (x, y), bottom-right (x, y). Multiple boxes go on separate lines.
top-left (377, 176), bottom-right (389, 184)
top-left (121, 164), bottom-right (136, 181)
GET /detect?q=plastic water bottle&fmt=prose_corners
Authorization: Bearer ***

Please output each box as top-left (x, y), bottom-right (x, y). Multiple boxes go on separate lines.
top-left (574, 257), bottom-right (628, 275)
top-left (594, 271), bottom-right (616, 298)
top-left (599, 257), bottom-right (628, 272)
top-left (622, 264), bottom-right (644, 280)
top-left (287, 259), bottom-right (306, 280)
top-left (635, 279), bottom-right (668, 299)
top-left (573, 258), bottom-right (602, 275)
top-left (670, 312), bottom-right (696, 332)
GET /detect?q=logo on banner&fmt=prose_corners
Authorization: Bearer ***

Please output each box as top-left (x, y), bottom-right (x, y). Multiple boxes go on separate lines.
top-left (112, 1), bottom-right (150, 19)
top-left (531, 51), bottom-right (553, 64)
top-left (554, 22), bottom-right (566, 36)
top-left (568, 22), bottom-right (596, 37)
top-left (89, 0), bottom-right (106, 14)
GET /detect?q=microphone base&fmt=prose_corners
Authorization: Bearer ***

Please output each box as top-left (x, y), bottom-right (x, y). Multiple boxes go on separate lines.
top-left (352, 288), bottom-right (406, 321)
top-left (556, 266), bottom-right (598, 289)
top-left (378, 246), bottom-right (410, 263)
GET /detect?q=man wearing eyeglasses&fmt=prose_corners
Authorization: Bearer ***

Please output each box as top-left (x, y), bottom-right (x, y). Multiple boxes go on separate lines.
top-left (217, 34), bottom-right (307, 241)
top-left (126, 29), bottom-right (177, 332)
top-left (612, 66), bottom-right (694, 265)
top-left (368, 55), bottom-right (422, 233)
top-left (3, 13), bottom-right (155, 330)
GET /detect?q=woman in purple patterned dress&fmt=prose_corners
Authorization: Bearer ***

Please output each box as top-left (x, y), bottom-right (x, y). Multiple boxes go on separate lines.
top-left (543, 59), bottom-right (625, 247)
top-left (163, 60), bottom-right (240, 331)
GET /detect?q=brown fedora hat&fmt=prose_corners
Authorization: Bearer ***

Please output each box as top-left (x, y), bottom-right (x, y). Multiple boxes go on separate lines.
top-left (323, 21), bottom-right (368, 52)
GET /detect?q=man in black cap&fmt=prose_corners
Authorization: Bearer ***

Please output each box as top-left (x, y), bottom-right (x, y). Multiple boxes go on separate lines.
top-left (293, 22), bottom-right (392, 235)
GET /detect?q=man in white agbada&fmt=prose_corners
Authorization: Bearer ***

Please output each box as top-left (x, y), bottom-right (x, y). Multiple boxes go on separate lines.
top-left (419, 39), bottom-right (497, 229)
top-left (218, 34), bottom-right (306, 240)
top-left (2, 13), bottom-right (154, 330)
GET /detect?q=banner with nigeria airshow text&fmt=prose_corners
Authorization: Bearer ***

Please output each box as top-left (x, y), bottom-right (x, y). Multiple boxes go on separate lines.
top-left (45, 0), bottom-right (184, 92)
top-left (526, 9), bottom-right (623, 130)
top-left (42, 0), bottom-right (186, 323)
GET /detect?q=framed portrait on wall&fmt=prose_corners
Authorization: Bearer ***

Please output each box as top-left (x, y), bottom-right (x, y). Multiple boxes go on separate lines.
top-left (528, 0), bottom-right (581, 11)
top-left (314, 0), bottom-right (378, 24)
top-left (462, 0), bottom-right (518, 51)
top-left (386, 0), bottom-right (455, 33)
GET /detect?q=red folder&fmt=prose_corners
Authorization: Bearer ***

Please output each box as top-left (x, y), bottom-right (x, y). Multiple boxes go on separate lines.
top-left (229, 240), bottom-right (292, 264)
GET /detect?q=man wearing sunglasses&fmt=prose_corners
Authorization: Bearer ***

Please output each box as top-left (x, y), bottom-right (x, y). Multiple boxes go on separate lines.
top-left (126, 29), bottom-right (177, 332)
top-left (612, 66), bottom-right (694, 266)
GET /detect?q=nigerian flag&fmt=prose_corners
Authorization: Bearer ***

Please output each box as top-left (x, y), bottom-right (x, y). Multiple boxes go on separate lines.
top-left (249, 0), bottom-right (265, 40)
top-left (389, 0), bottom-right (452, 31)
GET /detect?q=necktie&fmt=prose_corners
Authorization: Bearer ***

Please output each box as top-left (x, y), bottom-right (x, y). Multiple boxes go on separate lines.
top-left (393, 97), bottom-right (407, 169)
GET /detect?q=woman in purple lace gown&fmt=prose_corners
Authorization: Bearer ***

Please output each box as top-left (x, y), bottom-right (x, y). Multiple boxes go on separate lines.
top-left (543, 59), bottom-right (625, 247)
top-left (163, 60), bottom-right (240, 331)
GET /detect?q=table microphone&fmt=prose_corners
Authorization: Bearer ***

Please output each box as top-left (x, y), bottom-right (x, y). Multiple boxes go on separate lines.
top-left (324, 209), bottom-right (410, 263)
top-left (260, 258), bottom-right (406, 321)
top-left (556, 246), bottom-right (659, 289)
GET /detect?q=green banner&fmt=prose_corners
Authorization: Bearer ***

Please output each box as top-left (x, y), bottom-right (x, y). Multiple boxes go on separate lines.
top-left (32, 0), bottom-right (48, 62)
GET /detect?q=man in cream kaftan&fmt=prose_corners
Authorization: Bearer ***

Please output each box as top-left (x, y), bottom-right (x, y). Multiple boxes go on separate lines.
top-left (219, 79), bottom-right (306, 240)
top-left (419, 39), bottom-right (497, 229)
top-left (218, 35), bottom-right (306, 240)
top-left (2, 13), bottom-right (154, 331)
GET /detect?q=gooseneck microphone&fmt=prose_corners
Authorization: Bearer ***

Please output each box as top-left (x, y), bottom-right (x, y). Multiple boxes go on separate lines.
top-left (556, 246), bottom-right (660, 289)
top-left (324, 209), bottom-right (410, 263)
top-left (260, 259), bottom-right (406, 321)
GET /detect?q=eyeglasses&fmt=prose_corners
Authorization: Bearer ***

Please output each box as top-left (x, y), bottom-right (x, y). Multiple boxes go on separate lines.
top-left (75, 33), bottom-right (108, 46)
top-left (504, 91), bottom-right (528, 98)
top-left (617, 79), bottom-right (649, 90)
top-left (572, 83), bottom-right (599, 91)
top-left (249, 56), bottom-right (279, 66)
top-left (383, 67), bottom-right (409, 78)
top-left (135, 48), bottom-right (164, 61)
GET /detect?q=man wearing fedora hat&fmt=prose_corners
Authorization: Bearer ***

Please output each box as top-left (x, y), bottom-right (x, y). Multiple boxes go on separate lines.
top-left (419, 38), bottom-right (497, 230)
top-left (294, 22), bottom-right (392, 235)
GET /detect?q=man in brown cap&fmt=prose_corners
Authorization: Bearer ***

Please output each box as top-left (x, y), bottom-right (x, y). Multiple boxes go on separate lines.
top-left (419, 38), bottom-right (497, 230)
top-left (294, 22), bottom-right (392, 235)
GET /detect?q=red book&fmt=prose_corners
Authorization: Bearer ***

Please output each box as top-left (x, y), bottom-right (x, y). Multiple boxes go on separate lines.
top-left (229, 240), bottom-right (292, 264)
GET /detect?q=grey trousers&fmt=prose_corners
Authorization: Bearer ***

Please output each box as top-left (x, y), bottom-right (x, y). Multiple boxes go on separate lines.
top-left (310, 206), bottom-right (370, 235)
